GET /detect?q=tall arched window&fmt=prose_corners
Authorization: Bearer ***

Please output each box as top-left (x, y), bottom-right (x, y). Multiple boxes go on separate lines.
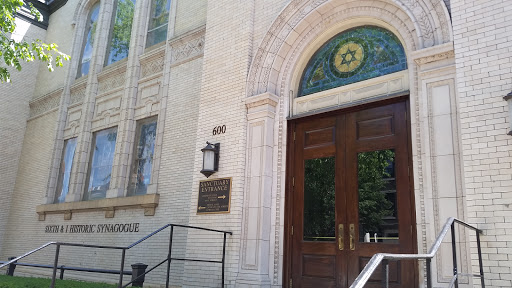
top-left (77, 2), bottom-right (101, 78)
top-left (299, 26), bottom-right (407, 97)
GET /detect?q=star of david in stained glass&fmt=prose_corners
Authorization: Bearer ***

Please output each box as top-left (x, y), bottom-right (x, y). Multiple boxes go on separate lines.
top-left (299, 26), bottom-right (407, 97)
top-left (334, 42), bottom-right (364, 73)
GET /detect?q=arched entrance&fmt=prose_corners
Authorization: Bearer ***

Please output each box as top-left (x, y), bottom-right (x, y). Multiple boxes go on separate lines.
top-left (284, 24), bottom-right (416, 287)
top-left (240, 0), bottom-right (453, 287)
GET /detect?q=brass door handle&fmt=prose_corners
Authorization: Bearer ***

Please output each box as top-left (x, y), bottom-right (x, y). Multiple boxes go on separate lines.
top-left (338, 224), bottom-right (344, 250)
top-left (350, 224), bottom-right (355, 250)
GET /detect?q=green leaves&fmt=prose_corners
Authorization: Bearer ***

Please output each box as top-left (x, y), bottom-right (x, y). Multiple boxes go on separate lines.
top-left (0, 0), bottom-right (70, 83)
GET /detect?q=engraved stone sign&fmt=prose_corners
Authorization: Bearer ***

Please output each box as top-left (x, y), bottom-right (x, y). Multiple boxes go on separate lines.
top-left (197, 177), bottom-right (231, 214)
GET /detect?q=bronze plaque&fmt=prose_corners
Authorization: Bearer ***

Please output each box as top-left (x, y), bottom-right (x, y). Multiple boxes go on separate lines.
top-left (197, 177), bottom-right (231, 214)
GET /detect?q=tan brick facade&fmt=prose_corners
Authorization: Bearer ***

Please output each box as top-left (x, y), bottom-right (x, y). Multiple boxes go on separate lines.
top-left (0, 18), bottom-right (46, 257)
top-left (1, 0), bottom-right (511, 287)
top-left (452, 0), bottom-right (512, 286)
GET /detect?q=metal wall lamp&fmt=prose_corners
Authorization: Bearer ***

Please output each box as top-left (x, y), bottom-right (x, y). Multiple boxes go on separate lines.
top-left (201, 142), bottom-right (220, 178)
top-left (504, 91), bottom-right (512, 135)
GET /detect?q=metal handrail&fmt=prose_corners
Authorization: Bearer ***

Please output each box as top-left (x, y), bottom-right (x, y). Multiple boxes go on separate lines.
top-left (1, 223), bottom-right (232, 288)
top-left (0, 261), bottom-right (132, 279)
top-left (121, 224), bottom-right (232, 288)
top-left (350, 217), bottom-right (485, 288)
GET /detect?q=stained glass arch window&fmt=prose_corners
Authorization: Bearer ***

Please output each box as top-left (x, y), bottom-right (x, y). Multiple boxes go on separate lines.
top-left (299, 26), bottom-right (407, 97)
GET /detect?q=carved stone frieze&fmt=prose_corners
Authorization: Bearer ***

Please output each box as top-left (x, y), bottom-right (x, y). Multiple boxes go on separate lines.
top-left (70, 85), bottom-right (86, 105)
top-left (141, 56), bottom-right (164, 78)
top-left (399, 0), bottom-right (435, 47)
top-left (98, 73), bottom-right (126, 94)
top-left (169, 26), bottom-right (205, 66)
top-left (29, 88), bottom-right (63, 118)
top-left (433, 0), bottom-right (451, 43)
top-left (140, 46), bottom-right (165, 79)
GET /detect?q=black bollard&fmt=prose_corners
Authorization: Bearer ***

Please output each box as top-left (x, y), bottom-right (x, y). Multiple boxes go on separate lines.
top-left (6, 257), bottom-right (16, 276)
top-left (131, 263), bottom-right (148, 287)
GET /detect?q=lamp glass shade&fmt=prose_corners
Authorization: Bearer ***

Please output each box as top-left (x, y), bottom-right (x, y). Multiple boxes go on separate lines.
top-left (203, 150), bottom-right (215, 171)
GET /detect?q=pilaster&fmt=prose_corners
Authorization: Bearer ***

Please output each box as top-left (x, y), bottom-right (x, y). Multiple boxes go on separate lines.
top-left (236, 92), bottom-right (279, 287)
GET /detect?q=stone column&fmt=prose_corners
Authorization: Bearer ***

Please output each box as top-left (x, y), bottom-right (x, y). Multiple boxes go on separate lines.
top-left (236, 92), bottom-right (279, 287)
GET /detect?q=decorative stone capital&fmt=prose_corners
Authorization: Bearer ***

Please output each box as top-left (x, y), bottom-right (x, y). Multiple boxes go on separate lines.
top-left (412, 42), bottom-right (455, 65)
top-left (245, 93), bottom-right (279, 120)
top-left (245, 92), bottom-right (279, 109)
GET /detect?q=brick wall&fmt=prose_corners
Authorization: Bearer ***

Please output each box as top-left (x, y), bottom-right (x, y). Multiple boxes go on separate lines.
top-left (181, 0), bottom-right (256, 286)
top-left (0, 0), bottom-right (209, 286)
top-left (33, 0), bottom-right (75, 99)
top-left (0, 18), bottom-right (45, 257)
top-left (174, 0), bottom-right (207, 37)
top-left (1, 111), bottom-right (58, 263)
top-left (452, 0), bottom-right (512, 286)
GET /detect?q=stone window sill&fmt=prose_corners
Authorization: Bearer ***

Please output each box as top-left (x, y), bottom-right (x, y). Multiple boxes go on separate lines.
top-left (36, 194), bottom-right (159, 221)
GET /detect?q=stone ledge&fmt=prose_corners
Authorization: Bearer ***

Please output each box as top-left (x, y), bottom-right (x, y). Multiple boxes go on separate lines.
top-left (36, 194), bottom-right (160, 221)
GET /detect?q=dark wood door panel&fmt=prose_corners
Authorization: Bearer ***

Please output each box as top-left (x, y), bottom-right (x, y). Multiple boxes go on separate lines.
top-left (356, 116), bottom-right (395, 140)
top-left (288, 100), bottom-right (416, 288)
top-left (304, 126), bottom-right (336, 148)
top-left (302, 255), bottom-right (336, 278)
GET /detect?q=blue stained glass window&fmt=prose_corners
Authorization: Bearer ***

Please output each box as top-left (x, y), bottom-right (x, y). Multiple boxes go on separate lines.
top-left (77, 2), bottom-right (100, 78)
top-left (127, 117), bottom-right (157, 196)
top-left (55, 138), bottom-right (77, 203)
top-left (84, 127), bottom-right (118, 200)
top-left (299, 26), bottom-right (407, 97)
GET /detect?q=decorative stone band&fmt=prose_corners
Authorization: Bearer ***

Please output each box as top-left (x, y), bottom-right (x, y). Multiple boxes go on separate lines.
top-left (97, 61), bottom-right (128, 95)
top-left (169, 25), bottom-right (206, 67)
top-left (412, 42), bottom-right (455, 65)
top-left (139, 45), bottom-right (166, 79)
top-left (69, 81), bottom-right (86, 105)
top-left (36, 194), bottom-right (160, 220)
top-left (29, 88), bottom-right (63, 119)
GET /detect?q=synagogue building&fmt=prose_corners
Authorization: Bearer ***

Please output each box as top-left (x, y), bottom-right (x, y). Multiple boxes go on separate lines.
top-left (1, 0), bottom-right (512, 287)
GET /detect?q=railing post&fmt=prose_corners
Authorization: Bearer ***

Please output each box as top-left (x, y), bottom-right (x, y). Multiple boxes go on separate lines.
top-left (165, 225), bottom-right (174, 288)
top-left (222, 232), bottom-right (227, 288)
top-left (476, 230), bottom-right (485, 287)
top-left (426, 258), bottom-right (432, 288)
top-left (119, 249), bottom-right (126, 288)
top-left (381, 259), bottom-right (389, 288)
top-left (451, 223), bottom-right (458, 288)
top-left (50, 244), bottom-right (60, 288)
top-left (131, 263), bottom-right (148, 287)
top-left (6, 257), bottom-right (16, 276)
top-left (59, 265), bottom-right (65, 279)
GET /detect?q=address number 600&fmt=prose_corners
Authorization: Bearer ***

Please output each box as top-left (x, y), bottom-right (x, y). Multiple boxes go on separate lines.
top-left (212, 125), bottom-right (226, 135)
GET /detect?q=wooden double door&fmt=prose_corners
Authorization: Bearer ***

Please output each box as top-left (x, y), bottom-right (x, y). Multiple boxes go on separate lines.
top-left (287, 101), bottom-right (417, 288)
